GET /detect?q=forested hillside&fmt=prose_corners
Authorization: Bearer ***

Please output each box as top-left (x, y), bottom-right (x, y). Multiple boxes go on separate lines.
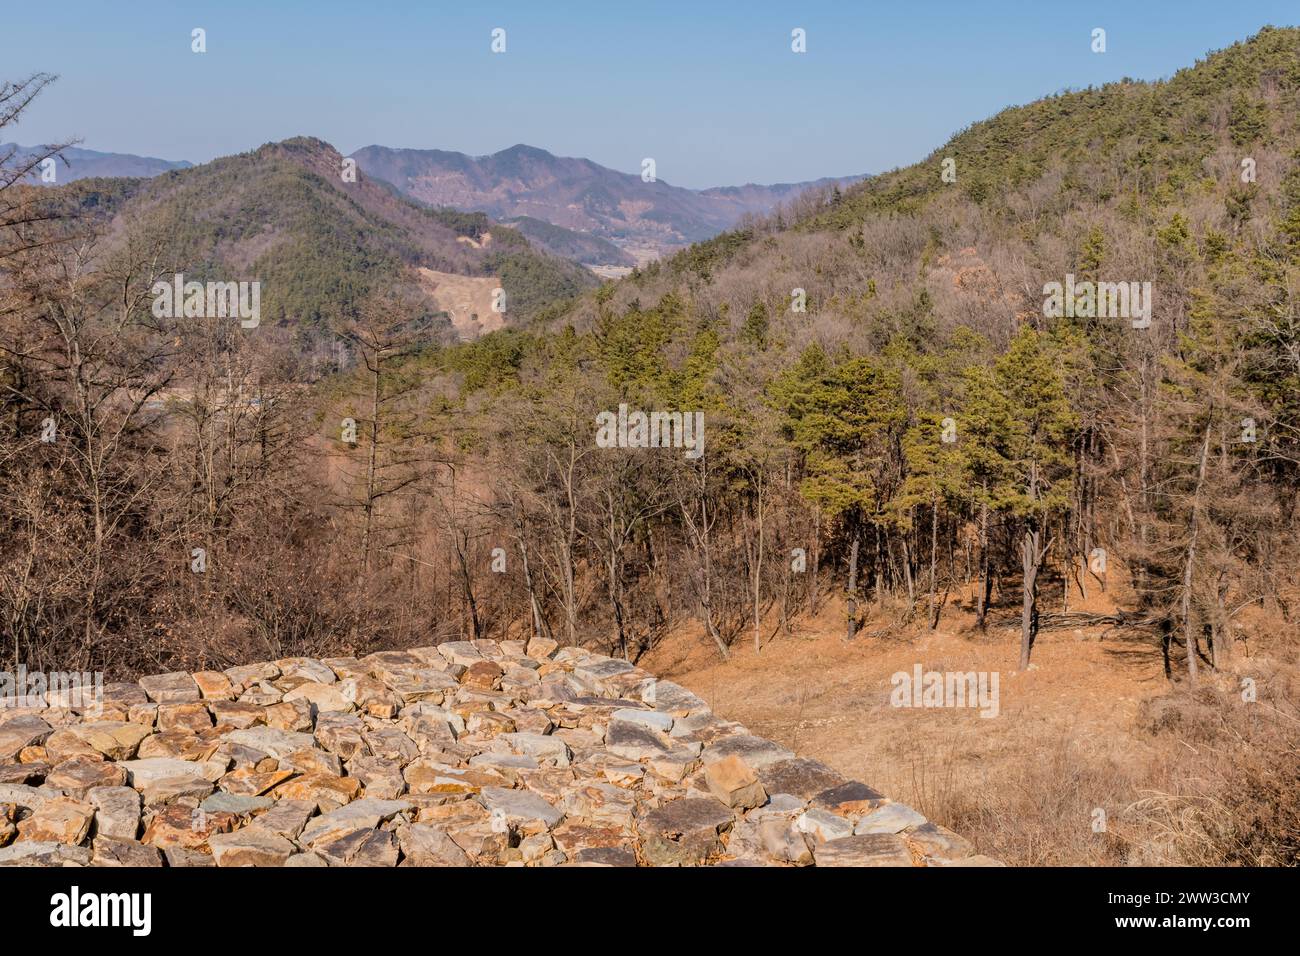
top-left (44, 136), bottom-right (596, 349)
top-left (4, 26), bottom-right (1300, 693)
top-left (429, 25), bottom-right (1300, 679)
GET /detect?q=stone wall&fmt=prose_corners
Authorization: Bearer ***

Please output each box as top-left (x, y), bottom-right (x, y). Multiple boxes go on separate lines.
top-left (0, 639), bottom-right (998, 866)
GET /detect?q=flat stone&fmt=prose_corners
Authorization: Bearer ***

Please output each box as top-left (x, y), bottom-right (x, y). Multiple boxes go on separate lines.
top-left (0, 715), bottom-right (51, 759)
top-left (136, 730), bottom-right (208, 760)
top-left (47, 721), bottom-right (151, 761)
top-left (396, 823), bottom-right (472, 866)
top-left (314, 826), bottom-right (400, 866)
top-left (221, 727), bottom-right (317, 759)
top-left (141, 775), bottom-right (215, 805)
top-left (646, 680), bottom-right (709, 716)
top-left (525, 637), bottom-right (559, 660)
top-left (0, 783), bottom-right (64, 811)
top-left (703, 734), bottom-right (793, 770)
top-left (209, 701), bottom-right (266, 729)
top-left (758, 818), bottom-right (813, 864)
top-left (0, 841), bottom-right (91, 866)
top-left (606, 721), bottom-right (675, 761)
top-left (811, 780), bottom-right (885, 817)
top-left (280, 749), bottom-right (342, 777)
top-left (0, 762), bottom-right (47, 785)
top-left (637, 797), bottom-right (734, 866)
top-left (209, 826), bottom-right (297, 866)
top-left (499, 732), bottom-right (571, 766)
top-left (766, 793), bottom-right (807, 814)
top-left (645, 748), bottom-right (703, 782)
top-left (91, 836), bottom-right (163, 866)
top-left (405, 760), bottom-right (511, 796)
top-left (435, 642), bottom-right (484, 667)
top-left (119, 757), bottom-right (226, 788)
top-left (141, 804), bottom-right (235, 850)
top-left (610, 708), bottom-right (675, 733)
top-left (276, 657), bottom-right (337, 685)
top-left (479, 786), bottom-right (563, 830)
top-left (757, 757), bottom-right (847, 800)
top-left (461, 660), bottom-right (504, 689)
top-left (361, 727), bottom-right (420, 763)
top-left (88, 786), bottom-right (141, 840)
top-left (252, 799), bottom-right (315, 839)
top-left (157, 702), bottom-right (213, 733)
top-left (16, 795), bottom-right (95, 844)
top-left (284, 681), bottom-right (354, 713)
top-left (219, 767), bottom-right (295, 796)
top-left (855, 802), bottom-right (927, 835)
top-left (264, 699), bottom-right (314, 731)
top-left (163, 846), bottom-right (215, 867)
top-left (704, 755), bottom-right (767, 810)
top-left (224, 662), bottom-right (280, 688)
top-left (814, 833), bottom-right (914, 867)
top-left (199, 792), bottom-right (275, 816)
top-left (100, 682), bottom-right (148, 707)
top-left (45, 755), bottom-right (127, 797)
top-left (466, 710), bottom-right (517, 737)
top-left (573, 658), bottom-right (637, 685)
top-left (299, 798), bottom-right (412, 846)
top-left (383, 671), bottom-right (458, 704)
top-left (905, 822), bottom-right (975, 861)
top-left (601, 757), bottom-right (645, 787)
top-left (573, 846), bottom-right (637, 866)
top-left (269, 773), bottom-right (361, 811)
top-left (795, 807), bottom-right (855, 843)
top-left (138, 672), bottom-right (201, 703)
top-left (468, 752), bottom-right (538, 773)
top-left (348, 756), bottom-right (407, 800)
top-left (559, 782), bottom-right (636, 829)
top-left (314, 713), bottom-right (368, 758)
top-left (192, 671), bottom-right (237, 700)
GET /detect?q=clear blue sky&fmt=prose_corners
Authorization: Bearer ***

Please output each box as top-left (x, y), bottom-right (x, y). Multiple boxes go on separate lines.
top-left (2, 0), bottom-right (1296, 189)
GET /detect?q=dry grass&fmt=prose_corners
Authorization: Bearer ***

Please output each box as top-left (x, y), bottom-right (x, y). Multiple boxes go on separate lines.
top-left (641, 589), bottom-right (1300, 866)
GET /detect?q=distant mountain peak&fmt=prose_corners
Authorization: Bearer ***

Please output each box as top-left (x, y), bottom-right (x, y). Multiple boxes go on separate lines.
top-left (1, 143), bottom-right (191, 183)
top-left (494, 143), bottom-right (555, 159)
top-left (351, 144), bottom-right (865, 263)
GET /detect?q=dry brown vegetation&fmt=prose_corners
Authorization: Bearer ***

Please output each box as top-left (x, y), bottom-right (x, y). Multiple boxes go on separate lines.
top-left (643, 577), bottom-right (1300, 867)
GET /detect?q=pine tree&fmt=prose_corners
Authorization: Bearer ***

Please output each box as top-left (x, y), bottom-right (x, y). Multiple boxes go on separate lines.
top-left (989, 327), bottom-right (1077, 667)
top-left (776, 349), bottom-right (906, 639)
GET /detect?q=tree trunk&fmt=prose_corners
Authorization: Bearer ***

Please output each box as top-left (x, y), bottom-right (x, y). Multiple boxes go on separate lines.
top-left (927, 496), bottom-right (938, 629)
top-left (515, 529), bottom-right (546, 642)
top-left (810, 510), bottom-right (822, 615)
top-left (976, 493), bottom-right (990, 629)
top-left (454, 531), bottom-right (481, 640)
top-left (1019, 525), bottom-right (1042, 669)
top-left (361, 359), bottom-right (380, 573)
top-left (1181, 416), bottom-right (1213, 687)
top-left (845, 528), bottom-right (861, 641)
top-left (752, 473), bottom-right (764, 654)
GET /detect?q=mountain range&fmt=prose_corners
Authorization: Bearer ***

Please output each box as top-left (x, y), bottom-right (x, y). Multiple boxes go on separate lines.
top-left (14, 139), bottom-right (862, 271)
top-left (1, 143), bottom-right (191, 181)
top-left (50, 137), bottom-right (596, 341)
top-left (349, 143), bottom-right (863, 265)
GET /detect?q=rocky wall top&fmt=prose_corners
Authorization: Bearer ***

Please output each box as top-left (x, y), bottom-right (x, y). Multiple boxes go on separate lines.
top-left (0, 638), bottom-right (998, 867)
